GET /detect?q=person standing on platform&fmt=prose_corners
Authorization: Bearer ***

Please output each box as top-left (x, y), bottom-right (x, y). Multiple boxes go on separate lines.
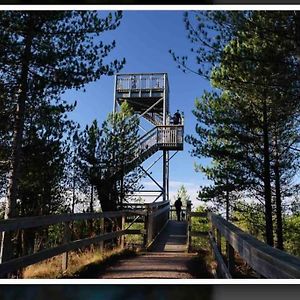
top-left (173, 110), bottom-right (182, 125)
top-left (174, 197), bottom-right (183, 221)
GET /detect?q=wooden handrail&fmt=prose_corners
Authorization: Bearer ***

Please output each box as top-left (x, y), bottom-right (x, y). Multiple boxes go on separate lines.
top-left (0, 203), bottom-right (170, 277)
top-left (188, 210), bottom-right (300, 278)
top-left (0, 230), bottom-right (126, 276)
top-left (0, 210), bottom-right (146, 232)
top-left (208, 212), bottom-right (300, 279)
top-left (146, 200), bottom-right (169, 209)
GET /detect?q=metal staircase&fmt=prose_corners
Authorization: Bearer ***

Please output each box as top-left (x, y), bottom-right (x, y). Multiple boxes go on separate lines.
top-left (113, 124), bottom-right (183, 178)
top-left (143, 112), bottom-right (163, 126)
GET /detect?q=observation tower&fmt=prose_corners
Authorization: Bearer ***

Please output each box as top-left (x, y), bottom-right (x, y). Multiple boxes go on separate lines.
top-left (113, 73), bottom-right (184, 205)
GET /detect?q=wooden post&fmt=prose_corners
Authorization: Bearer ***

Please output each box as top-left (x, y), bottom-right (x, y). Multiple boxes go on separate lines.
top-left (216, 230), bottom-right (222, 277)
top-left (62, 221), bottom-right (71, 272)
top-left (147, 207), bottom-right (153, 246)
top-left (143, 210), bottom-right (149, 249)
top-left (143, 205), bottom-right (152, 248)
top-left (227, 241), bottom-right (235, 274)
top-left (186, 201), bottom-right (192, 251)
top-left (120, 214), bottom-right (125, 249)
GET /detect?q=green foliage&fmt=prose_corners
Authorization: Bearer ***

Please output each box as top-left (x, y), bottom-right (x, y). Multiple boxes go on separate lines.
top-left (284, 214), bottom-right (300, 257)
top-left (124, 222), bottom-right (144, 246)
top-left (1, 11), bottom-right (125, 98)
top-left (175, 11), bottom-right (300, 247)
top-left (0, 11), bottom-right (125, 261)
top-left (174, 184), bottom-right (190, 207)
top-left (76, 101), bottom-right (141, 211)
top-left (233, 202), bottom-right (300, 257)
top-left (19, 101), bottom-right (76, 217)
top-left (191, 206), bottom-right (210, 250)
top-left (0, 11), bottom-right (125, 215)
top-left (188, 91), bottom-right (251, 218)
top-left (231, 201), bottom-right (265, 242)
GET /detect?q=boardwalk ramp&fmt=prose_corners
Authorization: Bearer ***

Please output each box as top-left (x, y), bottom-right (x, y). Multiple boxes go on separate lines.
top-left (149, 220), bottom-right (188, 252)
top-left (100, 220), bottom-right (197, 279)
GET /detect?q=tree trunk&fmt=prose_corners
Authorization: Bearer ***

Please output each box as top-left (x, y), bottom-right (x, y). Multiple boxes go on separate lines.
top-left (0, 15), bottom-right (33, 266)
top-left (274, 138), bottom-right (284, 250)
top-left (225, 175), bottom-right (230, 221)
top-left (90, 184), bottom-right (94, 213)
top-left (72, 173), bottom-right (76, 214)
top-left (95, 178), bottom-right (117, 212)
top-left (89, 185), bottom-right (94, 237)
top-left (296, 11), bottom-right (300, 58)
top-left (120, 168), bottom-right (124, 210)
top-left (262, 100), bottom-right (274, 247)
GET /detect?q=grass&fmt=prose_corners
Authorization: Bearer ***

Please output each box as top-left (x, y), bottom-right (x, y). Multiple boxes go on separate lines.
top-left (124, 222), bottom-right (144, 247)
top-left (23, 247), bottom-right (136, 279)
top-left (68, 248), bottom-right (137, 278)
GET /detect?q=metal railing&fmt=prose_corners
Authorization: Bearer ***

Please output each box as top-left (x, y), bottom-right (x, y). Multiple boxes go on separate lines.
top-left (116, 73), bottom-right (167, 91)
top-left (133, 125), bottom-right (184, 158)
top-left (157, 125), bottom-right (184, 148)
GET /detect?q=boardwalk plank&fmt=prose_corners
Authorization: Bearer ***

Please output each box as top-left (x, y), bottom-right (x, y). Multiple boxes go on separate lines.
top-left (100, 220), bottom-right (196, 279)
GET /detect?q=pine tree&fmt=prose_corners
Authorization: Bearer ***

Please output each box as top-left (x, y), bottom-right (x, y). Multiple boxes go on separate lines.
top-left (77, 101), bottom-right (140, 212)
top-left (76, 120), bottom-right (103, 212)
top-left (175, 11), bottom-right (300, 247)
top-left (0, 11), bottom-right (125, 265)
top-left (174, 185), bottom-right (190, 207)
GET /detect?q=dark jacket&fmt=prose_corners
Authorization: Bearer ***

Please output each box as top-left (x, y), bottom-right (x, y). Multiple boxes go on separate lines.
top-left (174, 199), bottom-right (182, 210)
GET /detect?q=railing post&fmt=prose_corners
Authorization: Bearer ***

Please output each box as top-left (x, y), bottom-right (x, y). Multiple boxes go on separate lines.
top-left (143, 205), bottom-right (153, 248)
top-left (186, 201), bottom-right (192, 251)
top-left (147, 206), bottom-right (153, 245)
top-left (227, 242), bottom-right (235, 274)
top-left (120, 214), bottom-right (125, 249)
top-left (143, 206), bottom-right (150, 249)
top-left (62, 221), bottom-right (71, 272)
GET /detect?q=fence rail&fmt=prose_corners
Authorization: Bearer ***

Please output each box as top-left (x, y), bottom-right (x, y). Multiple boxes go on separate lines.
top-left (5, 203), bottom-right (298, 278)
top-left (0, 201), bottom-right (170, 277)
top-left (188, 211), bottom-right (300, 279)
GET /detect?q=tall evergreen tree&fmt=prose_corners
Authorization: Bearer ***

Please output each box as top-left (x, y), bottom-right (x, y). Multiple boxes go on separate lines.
top-left (0, 11), bottom-right (125, 264)
top-left (174, 11), bottom-right (300, 247)
top-left (77, 101), bottom-right (141, 212)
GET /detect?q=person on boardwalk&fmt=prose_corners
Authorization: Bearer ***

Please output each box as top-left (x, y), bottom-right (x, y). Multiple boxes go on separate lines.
top-left (173, 110), bottom-right (182, 125)
top-left (174, 197), bottom-right (183, 221)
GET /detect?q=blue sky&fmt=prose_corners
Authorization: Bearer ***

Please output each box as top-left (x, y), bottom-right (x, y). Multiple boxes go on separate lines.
top-left (64, 11), bottom-right (212, 206)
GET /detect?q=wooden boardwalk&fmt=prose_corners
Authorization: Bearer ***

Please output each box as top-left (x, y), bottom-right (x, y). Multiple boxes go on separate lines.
top-left (100, 220), bottom-right (198, 279)
top-left (149, 220), bottom-right (189, 252)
